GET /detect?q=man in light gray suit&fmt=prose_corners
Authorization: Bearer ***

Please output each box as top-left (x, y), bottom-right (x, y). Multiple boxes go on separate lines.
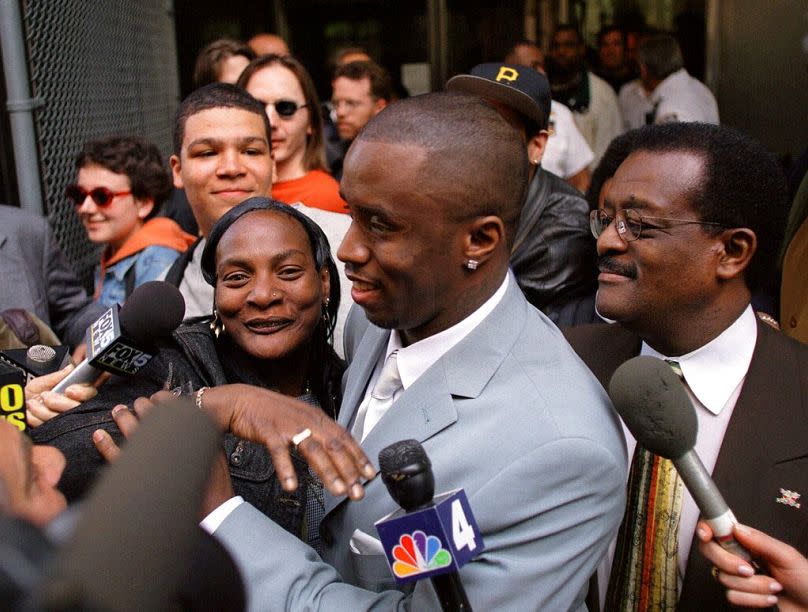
top-left (206, 92), bottom-right (627, 610)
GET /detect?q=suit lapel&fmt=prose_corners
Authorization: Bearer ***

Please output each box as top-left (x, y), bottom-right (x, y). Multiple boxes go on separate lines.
top-left (337, 324), bottom-right (388, 430)
top-left (324, 274), bottom-right (527, 518)
top-left (680, 321), bottom-right (807, 609)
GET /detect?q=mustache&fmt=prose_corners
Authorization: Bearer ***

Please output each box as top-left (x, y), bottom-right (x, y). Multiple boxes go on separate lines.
top-left (597, 256), bottom-right (638, 280)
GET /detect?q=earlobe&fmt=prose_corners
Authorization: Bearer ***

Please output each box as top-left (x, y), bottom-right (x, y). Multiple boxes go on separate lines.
top-left (716, 228), bottom-right (757, 281)
top-left (169, 155), bottom-right (184, 189)
top-left (527, 132), bottom-right (549, 166)
top-left (320, 265), bottom-right (331, 302)
top-left (463, 216), bottom-right (505, 267)
top-left (136, 198), bottom-right (155, 220)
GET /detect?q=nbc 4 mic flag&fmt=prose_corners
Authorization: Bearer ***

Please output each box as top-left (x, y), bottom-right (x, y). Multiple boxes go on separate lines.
top-left (375, 489), bottom-right (484, 585)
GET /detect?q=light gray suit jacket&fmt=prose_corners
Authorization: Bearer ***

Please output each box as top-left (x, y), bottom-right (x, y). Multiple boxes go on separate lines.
top-left (215, 275), bottom-right (627, 611)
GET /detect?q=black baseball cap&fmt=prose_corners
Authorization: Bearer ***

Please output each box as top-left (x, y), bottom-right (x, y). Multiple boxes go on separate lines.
top-left (446, 62), bottom-right (551, 131)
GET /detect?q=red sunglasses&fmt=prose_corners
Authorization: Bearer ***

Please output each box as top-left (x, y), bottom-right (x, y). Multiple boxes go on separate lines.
top-left (65, 184), bottom-right (132, 208)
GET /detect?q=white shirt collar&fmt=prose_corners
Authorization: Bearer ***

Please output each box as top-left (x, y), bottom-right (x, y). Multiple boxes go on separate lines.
top-left (651, 68), bottom-right (689, 102)
top-left (383, 274), bottom-right (509, 390)
top-left (641, 305), bottom-right (757, 415)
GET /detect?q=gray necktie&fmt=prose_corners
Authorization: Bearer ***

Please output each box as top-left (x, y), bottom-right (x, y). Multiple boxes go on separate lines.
top-left (354, 350), bottom-right (401, 441)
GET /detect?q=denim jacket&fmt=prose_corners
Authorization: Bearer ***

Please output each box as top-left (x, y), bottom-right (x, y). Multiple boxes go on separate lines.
top-left (95, 245), bottom-right (183, 307)
top-left (31, 323), bottom-right (314, 539)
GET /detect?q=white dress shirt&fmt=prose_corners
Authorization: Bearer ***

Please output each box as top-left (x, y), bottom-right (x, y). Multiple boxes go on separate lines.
top-left (202, 275), bottom-right (510, 532)
top-left (619, 68), bottom-right (719, 131)
top-left (352, 274), bottom-right (509, 440)
top-left (542, 100), bottom-right (594, 179)
top-left (571, 72), bottom-right (624, 170)
top-left (598, 305), bottom-right (758, 606)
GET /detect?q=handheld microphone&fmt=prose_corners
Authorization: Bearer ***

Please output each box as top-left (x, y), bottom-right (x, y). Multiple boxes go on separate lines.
top-left (0, 360), bottom-right (26, 432)
top-left (0, 344), bottom-right (71, 382)
top-left (376, 440), bottom-right (483, 612)
top-left (608, 355), bottom-right (752, 561)
top-left (52, 281), bottom-right (185, 394)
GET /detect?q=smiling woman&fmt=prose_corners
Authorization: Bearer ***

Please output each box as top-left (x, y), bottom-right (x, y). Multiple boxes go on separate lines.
top-left (30, 197), bottom-right (344, 553)
top-left (69, 136), bottom-right (196, 306)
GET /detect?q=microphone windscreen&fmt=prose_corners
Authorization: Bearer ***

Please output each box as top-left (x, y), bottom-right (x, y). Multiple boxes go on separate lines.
top-left (608, 355), bottom-right (697, 459)
top-left (379, 439), bottom-right (429, 475)
top-left (37, 397), bottom-right (221, 611)
top-left (379, 439), bottom-right (435, 511)
top-left (118, 281), bottom-right (185, 343)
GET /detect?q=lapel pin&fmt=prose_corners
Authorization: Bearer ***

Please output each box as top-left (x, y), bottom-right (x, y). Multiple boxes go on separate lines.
top-left (775, 488), bottom-right (802, 509)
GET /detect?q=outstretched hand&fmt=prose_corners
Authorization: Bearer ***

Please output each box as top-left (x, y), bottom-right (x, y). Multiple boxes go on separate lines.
top-left (697, 520), bottom-right (808, 611)
top-left (197, 384), bottom-right (376, 500)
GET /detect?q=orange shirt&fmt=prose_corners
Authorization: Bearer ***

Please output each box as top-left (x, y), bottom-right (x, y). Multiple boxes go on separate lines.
top-left (272, 169), bottom-right (347, 214)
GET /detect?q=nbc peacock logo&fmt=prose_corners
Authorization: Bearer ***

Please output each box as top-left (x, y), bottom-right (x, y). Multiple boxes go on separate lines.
top-left (391, 530), bottom-right (452, 577)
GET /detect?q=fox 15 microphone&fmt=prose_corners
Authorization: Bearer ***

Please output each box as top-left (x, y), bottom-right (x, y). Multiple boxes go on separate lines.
top-left (375, 439), bottom-right (483, 612)
top-left (609, 355), bottom-right (755, 562)
top-left (52, 281), bottom-right (185, 394)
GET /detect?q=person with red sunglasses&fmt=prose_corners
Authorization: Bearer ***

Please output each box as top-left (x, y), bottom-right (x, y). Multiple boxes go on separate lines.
top-left (67, 136), bottom-right (196, 306)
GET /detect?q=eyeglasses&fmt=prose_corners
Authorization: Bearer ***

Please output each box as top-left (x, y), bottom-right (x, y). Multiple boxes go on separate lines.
top-left (589, 208), bottom-right (727, 242)
top-left (265, 100), bottom-right (307, 118)
top-left (65, 185), bottom-right (132, 208)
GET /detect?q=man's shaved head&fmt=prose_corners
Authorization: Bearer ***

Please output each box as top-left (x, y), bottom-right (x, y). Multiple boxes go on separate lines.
top-left (355, 92), bottom-right (528, 241)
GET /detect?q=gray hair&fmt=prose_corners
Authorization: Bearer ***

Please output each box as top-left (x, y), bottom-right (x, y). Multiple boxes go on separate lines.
top-left (638, 34), bottom-right (684, 81)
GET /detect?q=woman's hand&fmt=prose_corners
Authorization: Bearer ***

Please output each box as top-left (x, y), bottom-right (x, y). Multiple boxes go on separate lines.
top-left (91, 396), bottom-right (155, 462)
top-left (697, 520), bottom-right (808, 610)
top-left (197, 384), bottom-right (376, 500)
top-left (25, 364), bottom-right (99, 427)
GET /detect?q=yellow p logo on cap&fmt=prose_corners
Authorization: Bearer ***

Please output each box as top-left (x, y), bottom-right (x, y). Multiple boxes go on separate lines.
top-left (496, 67), bottom-right (519, 83)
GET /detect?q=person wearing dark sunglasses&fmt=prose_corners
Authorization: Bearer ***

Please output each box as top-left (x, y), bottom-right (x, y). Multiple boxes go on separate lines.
top-left (70, 136), bottom-right (196, 306)
top-left (237, 55), bottom-right (347, 214)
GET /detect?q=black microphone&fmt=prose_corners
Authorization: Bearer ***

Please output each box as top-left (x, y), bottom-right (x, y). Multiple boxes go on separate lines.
top-left (608, 355), bottom-right (753, 561)
top-left (379, 440), bottom-right (473, 612)
top-left (31, 396), bottom-right (225, 611)
top-left (52, 281), bottom-right (184, 394)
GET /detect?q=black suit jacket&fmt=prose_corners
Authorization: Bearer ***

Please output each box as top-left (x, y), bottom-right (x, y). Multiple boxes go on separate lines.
top-left (564, 319), bottom-right (808, 611)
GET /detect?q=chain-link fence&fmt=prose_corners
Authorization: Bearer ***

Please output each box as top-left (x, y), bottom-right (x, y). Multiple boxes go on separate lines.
top-left (22, 0), bottom-right (180, 287)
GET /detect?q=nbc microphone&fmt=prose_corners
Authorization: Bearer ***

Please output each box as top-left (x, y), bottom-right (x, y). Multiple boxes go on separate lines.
top-left (52, 281), bottom-right (185, 394)
top-left (376, 439), bottom-right (483, 612)
top-left (608, 355), bottom-right (752, 561)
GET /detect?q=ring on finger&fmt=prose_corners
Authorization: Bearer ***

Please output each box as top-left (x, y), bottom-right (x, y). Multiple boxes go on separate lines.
top-left (711, 566), bottom-right (720, 582)
top-left (291, 428), bottom-right (312, 450)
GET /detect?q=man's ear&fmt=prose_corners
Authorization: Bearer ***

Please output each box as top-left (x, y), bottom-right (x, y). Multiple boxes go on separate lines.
top-left (716, 227), bottom-right (757, 281)
top-left (527, 131), bottom-right (549, 166)
top-left (463, 215), bottom-right (505, 266)
top-left (169, 155), bottom-right (184, 189)
top-left (372, 98), bottom-right (388, 116)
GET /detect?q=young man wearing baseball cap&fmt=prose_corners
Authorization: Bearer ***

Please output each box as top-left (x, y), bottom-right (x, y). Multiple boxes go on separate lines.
top-left (447, 63), bottom-right (598, 325)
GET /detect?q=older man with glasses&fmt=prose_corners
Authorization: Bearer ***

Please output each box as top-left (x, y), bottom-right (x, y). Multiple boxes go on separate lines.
top-left (564, 122), bottom-right (808, 611)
